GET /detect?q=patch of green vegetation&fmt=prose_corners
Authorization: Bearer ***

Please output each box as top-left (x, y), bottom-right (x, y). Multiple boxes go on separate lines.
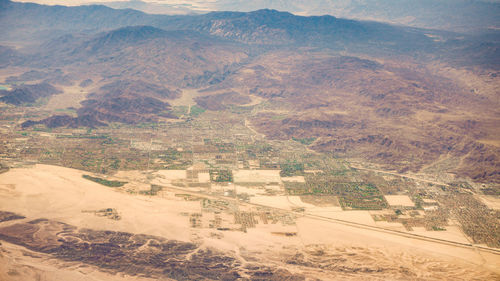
top-left (270, 114), bottom-right (287, 120)
top-left (215, 142), bottom-right (235, 153)
top-left (413, 195), bottom-right (424, 209)
top-left (210, 169), bottom-right (233, 182)
top-left (33, 126), bottom-right (52, 133)
top-left (56, 134), bottom-right (109, 140)
top-left (481, 187), bottom-right (500, 196)
top-left (292, 137), bottom-right (316, 145)
top-left (172, 106), bottom-right (189, 117)
top-left (55, 108), bottom-right (76, 114)
top-left (82, 175), bottom-right (127, 187)
top-left (338, 183), bottom-right (387, 210)
top-left (229, 105), bottom-right (253, 114)
top-left (450, 181), bottom-right (473, 190)
top-left (160, 148), bottom-right (181, 161)
top-left (189, 105), bottom-right (206, 117)
top-left (285, 177), bottom-right (387, 210)
top-left (432, 226), bottom-right (446, 231)
top-left (280, 161), bottom-right (304, 177)
top-left (284, 182), bottom-right (308, 194)
top-left (101, 137), bottom-right (116, 145)
top-left (157, 148), bottom-right (192, 169)
top-left (109, 158), bottom-right (121, 170)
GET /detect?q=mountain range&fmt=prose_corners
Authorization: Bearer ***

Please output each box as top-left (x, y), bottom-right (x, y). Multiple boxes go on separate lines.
top-left (66, 0), bottom-right (500, 33)
top-left (0, 0), bottom-right (499, 183)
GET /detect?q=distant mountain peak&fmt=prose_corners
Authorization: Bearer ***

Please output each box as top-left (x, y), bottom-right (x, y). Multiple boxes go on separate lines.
top-left (250, 9), bottom-right (292, 15)
top-left (106, 25), bottom-right (167, 38)
top-left (93, 25), bottom-right (167, 45)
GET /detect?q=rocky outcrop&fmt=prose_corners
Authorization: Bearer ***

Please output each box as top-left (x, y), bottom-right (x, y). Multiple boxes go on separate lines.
top-left (0, 83), bottom-right (61, 105)
top-left (0, 218), bottom-right (304, 281)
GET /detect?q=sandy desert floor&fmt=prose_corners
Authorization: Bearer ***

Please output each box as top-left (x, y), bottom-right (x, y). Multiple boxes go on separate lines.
top-left (0, 164), bottom-right (499, 280)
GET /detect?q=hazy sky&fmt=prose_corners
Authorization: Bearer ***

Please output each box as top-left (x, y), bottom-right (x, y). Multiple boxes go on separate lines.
top-left (13, 0), bottom-right (211, 4)
top-left (13, 0), bottom-right (216, 7)
top-left (13, 0), bottom-right (500, 4)
top-left (13, 0), bottom-right (219, 12)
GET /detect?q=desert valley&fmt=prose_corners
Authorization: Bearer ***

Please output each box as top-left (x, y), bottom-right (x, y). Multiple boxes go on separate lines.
top-left (0, 0), bottom-right (499, 280)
